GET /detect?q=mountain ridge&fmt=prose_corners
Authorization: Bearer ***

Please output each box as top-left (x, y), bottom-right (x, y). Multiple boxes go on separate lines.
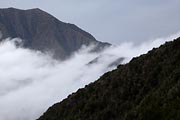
top-left (0, 8), bottom-right (110, 59)
top-left (38, 37), bottom-right (180, 120)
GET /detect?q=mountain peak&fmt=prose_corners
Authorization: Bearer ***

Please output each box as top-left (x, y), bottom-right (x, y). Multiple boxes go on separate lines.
top-left (0, 7), bottom-right (42, 11)
top-left (0, 7), bottom-right (48, 16)
top-left (0, 8), bottom-right (110, 59)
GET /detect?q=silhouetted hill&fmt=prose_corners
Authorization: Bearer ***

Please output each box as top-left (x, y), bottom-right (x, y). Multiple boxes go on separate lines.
top-left (38, 37), bottom-right (180, 120)
top-left (0, 8), bottom-right (110, 59)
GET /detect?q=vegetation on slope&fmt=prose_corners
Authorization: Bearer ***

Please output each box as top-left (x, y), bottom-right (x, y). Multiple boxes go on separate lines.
top-left (38, 37), bottom-right (180, 120)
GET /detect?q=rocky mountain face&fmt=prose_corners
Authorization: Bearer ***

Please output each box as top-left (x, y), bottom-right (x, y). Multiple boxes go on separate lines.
top-left (0, 8), bottom-right (110, 59)
top-left (38, 37), bottom-right (180, 120)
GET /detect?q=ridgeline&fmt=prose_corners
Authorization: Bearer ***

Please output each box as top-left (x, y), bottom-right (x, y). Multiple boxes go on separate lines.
top-left (39, 37), bottom-right (180, 120)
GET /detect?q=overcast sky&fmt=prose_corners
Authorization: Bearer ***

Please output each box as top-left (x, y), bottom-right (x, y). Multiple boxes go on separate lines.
top-left (0, 0), bottom-right (180, 44)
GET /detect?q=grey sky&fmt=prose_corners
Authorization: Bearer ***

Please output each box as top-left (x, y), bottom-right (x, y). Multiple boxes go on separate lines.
top-left (0, 0), bottom-right (180, 44)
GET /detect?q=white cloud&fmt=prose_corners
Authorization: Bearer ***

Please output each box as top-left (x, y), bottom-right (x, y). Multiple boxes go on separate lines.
top-left (0, 31), bottom-right (179, 120)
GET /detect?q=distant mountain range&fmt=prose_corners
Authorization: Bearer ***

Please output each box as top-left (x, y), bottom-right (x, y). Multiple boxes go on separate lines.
top-left (38, 37), bottom-right (180, 120)
top-left (0, 8), bottom-right (110, 59)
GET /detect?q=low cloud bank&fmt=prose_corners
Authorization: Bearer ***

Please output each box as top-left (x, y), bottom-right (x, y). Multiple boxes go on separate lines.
top-left (0, 32), bottom-right (180, 120)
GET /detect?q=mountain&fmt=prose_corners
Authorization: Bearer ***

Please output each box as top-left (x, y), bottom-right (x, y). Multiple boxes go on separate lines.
top-left (87, 54), bottom-right (124, 68)
top-left (0, 8), bottom-right (110, 59)
top-left (38, 37), bottom-right (180, 120)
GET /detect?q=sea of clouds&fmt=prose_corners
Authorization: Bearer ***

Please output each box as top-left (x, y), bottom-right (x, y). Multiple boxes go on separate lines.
top-left (0, 32), bottom-right (180, 120)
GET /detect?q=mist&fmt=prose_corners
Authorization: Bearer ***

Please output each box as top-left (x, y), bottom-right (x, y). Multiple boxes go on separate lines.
top-left (0, 32), bottom-right (180, 120)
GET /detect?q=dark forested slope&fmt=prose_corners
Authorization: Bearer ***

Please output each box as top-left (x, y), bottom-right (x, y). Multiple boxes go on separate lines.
top-left (0, 8), bottom-right (110, 59)
top-left (38, 37), bottom-right (180, 120)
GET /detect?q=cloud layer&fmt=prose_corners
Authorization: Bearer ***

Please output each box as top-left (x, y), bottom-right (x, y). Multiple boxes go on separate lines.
top-left (0, 32), bottom-right (180, 120)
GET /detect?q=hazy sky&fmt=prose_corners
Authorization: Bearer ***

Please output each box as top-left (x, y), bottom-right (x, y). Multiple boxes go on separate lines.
top-left (0, 0), bottom-right (180, 44)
